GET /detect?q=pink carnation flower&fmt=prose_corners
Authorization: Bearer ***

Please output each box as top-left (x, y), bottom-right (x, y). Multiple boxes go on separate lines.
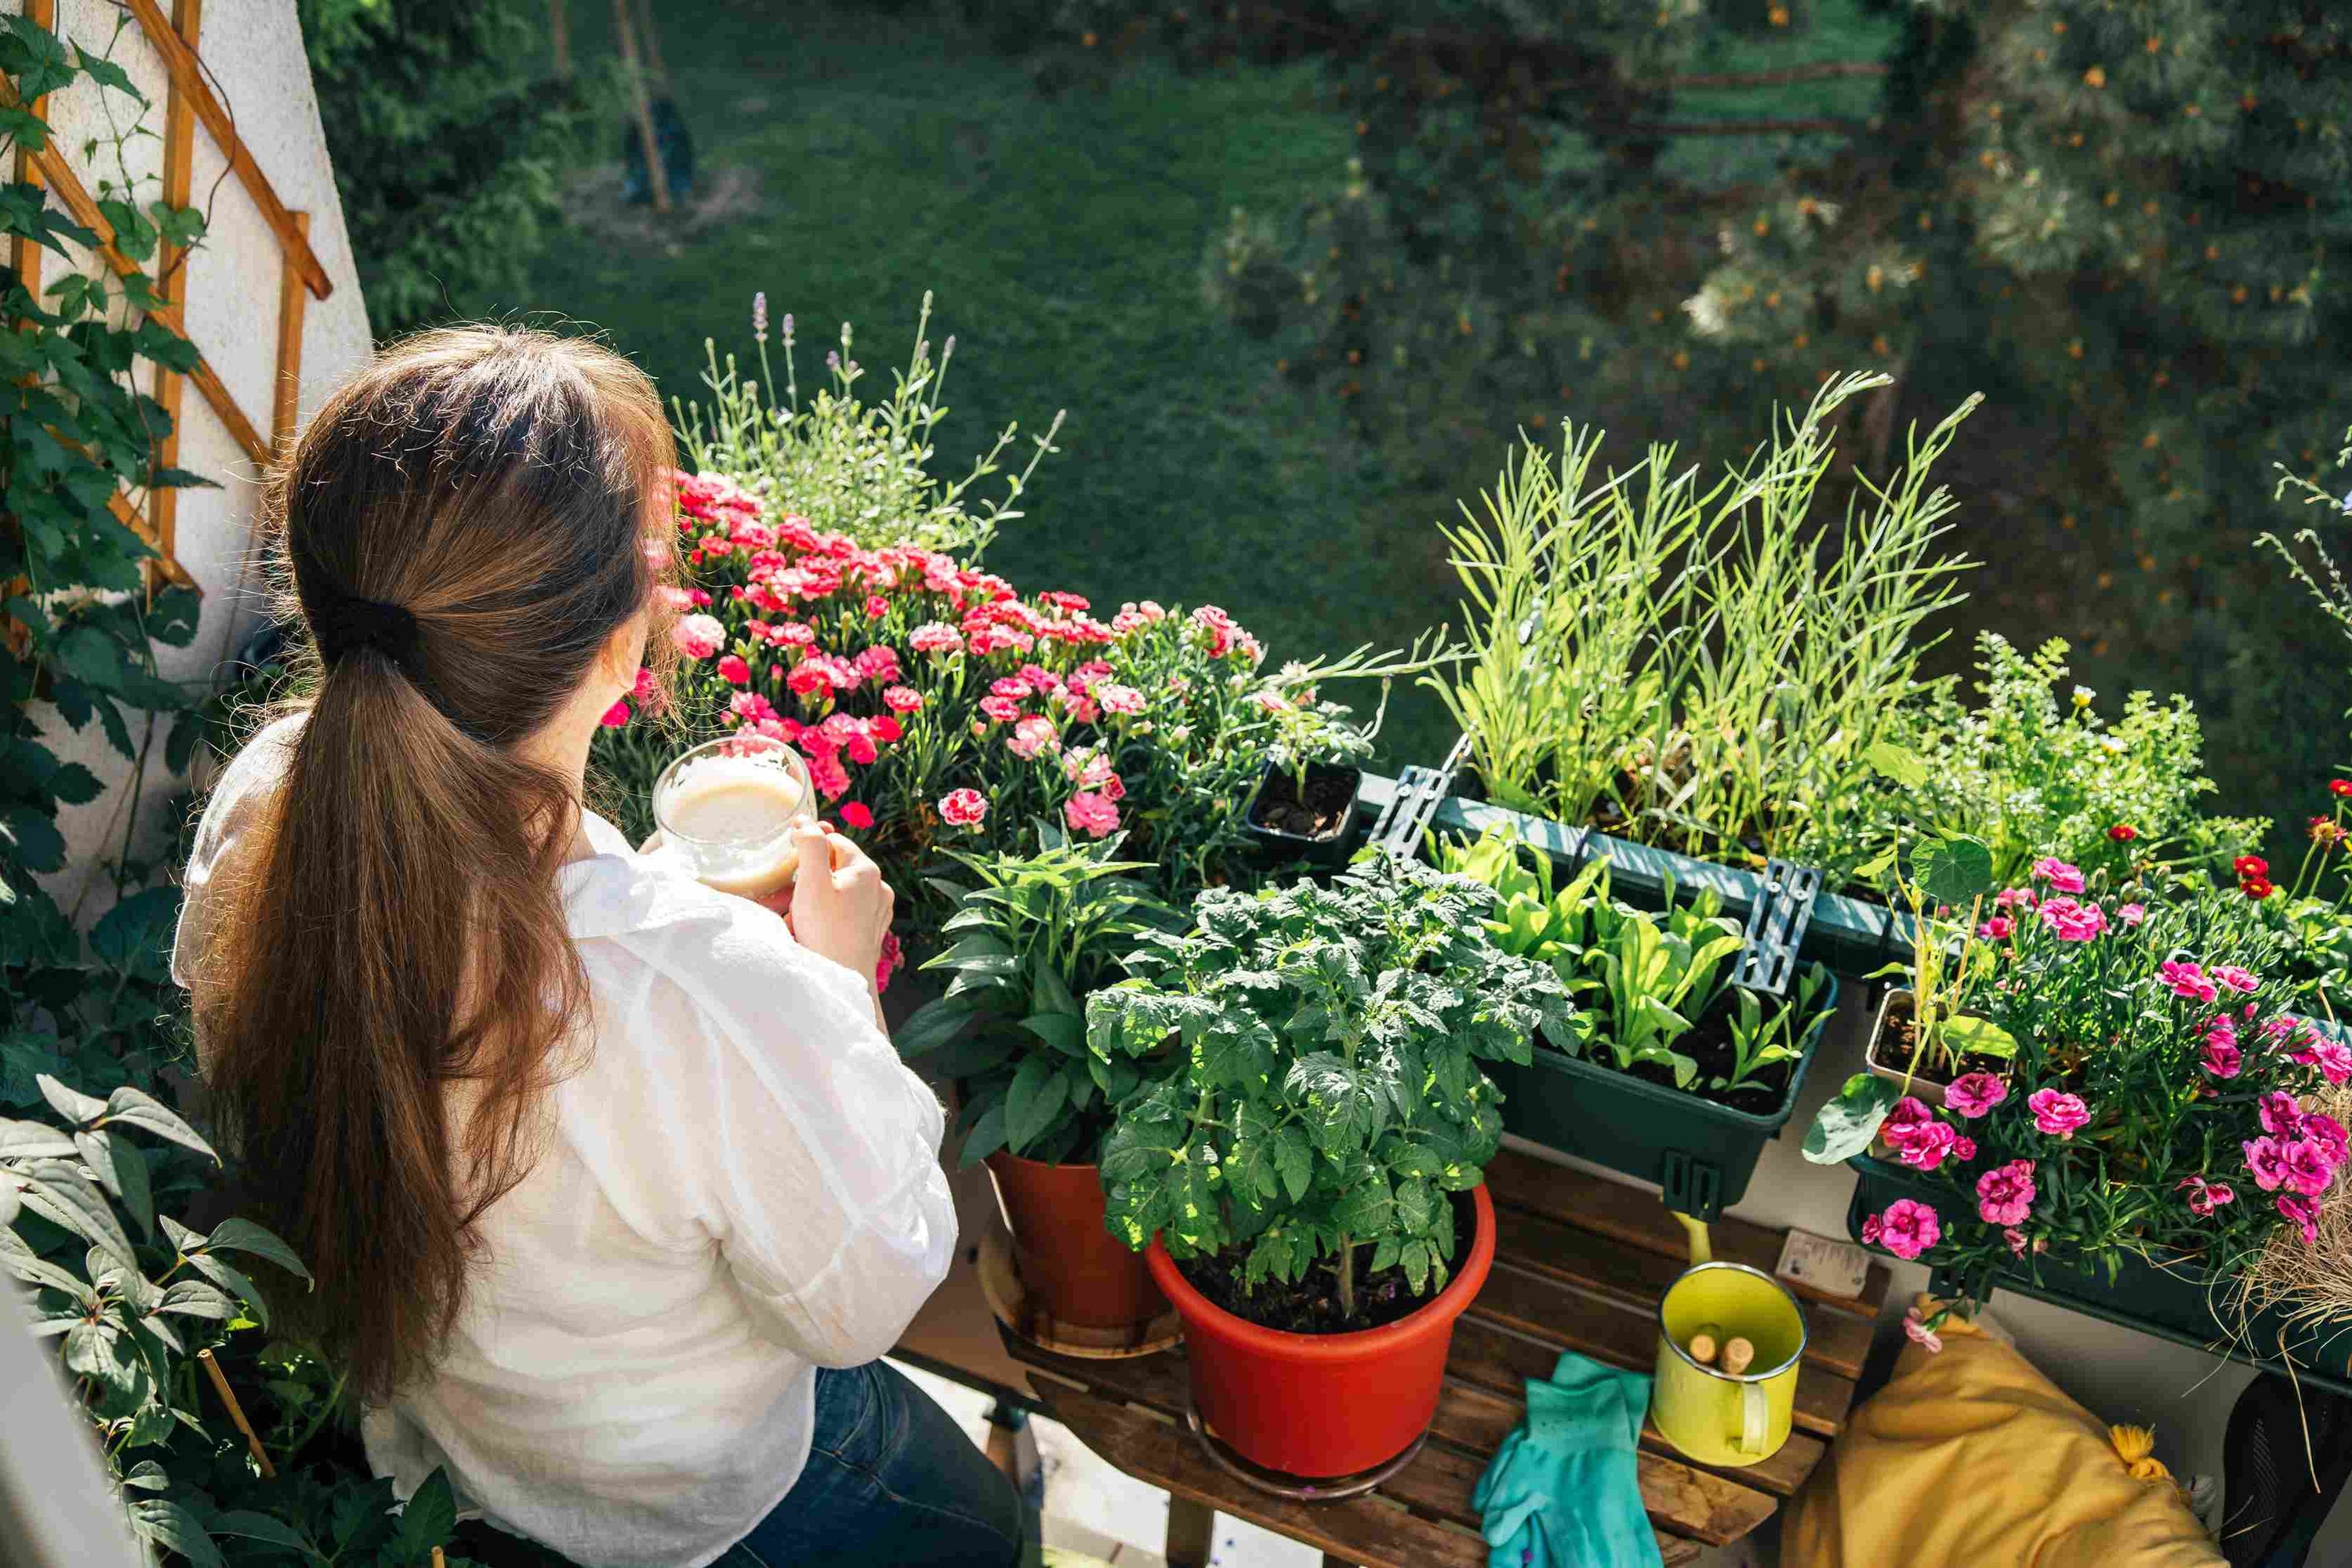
top-left (2160, 960), bottom-right (2218, 1004)
top-left (1097, 682), bottom-right (1147, 717)
top-left (2260, 1091), bottom-right (2306, 1137)
top-left (600, 699), bottom-right (632, 728)
top-left (1064, 789), bottom-right (1121, 839)
top-left (2286, 1138), bottom-right (2339, 1197)
top-left (2027, 1087), bottom-right (2090, 1139)
top-left (882, 684), bottom-right (926, 713)
top-left (2037, 896), bottom-right (2108, 942)
top-left (1977, 916), bottom-right (2015, 940)
top-left (2303, 1112), bottom-right (2350, 1165)
top-left (1896, 1120), bottom-right (1960, 1172)
top-left (633, 666), bottom-right (659, 702)
top-left (2118, 902), bottom-right (2147, 927)
top-left (855, 645), bottom-right (903, 685)
top-left (874, 929), bottom-right (902, 993)
top-left (2202, 1037), bottom-right (2243, 1079)
top-left (1976, 1160), bottom-right (2037, 1226)
top-left (673, 613), bottom-right (727, 660)
top-left (717, 654), bottom-right (751, 685)
top-left (938, 788), bottom-right (988, 828)
top-left (2245, 1135), bottom-right (2296, 1192)
top-left (2295, 1038), bottom-right (2352, 1087)
top-left (1944, 1073), bottom-right (2009, 1119)
top-left (2213, 964), bottom-right (2261, 994)
top-left (978, 695), bottom-right (1022, 724)
top-left (2278, 1192), bottom-right (2322, 1247)
top-left (1861, 1199), bottom-right (1940, 1261)
top-left (1903, 1307), bottom-right (1943, 1355)
top-left (1879, 1096), bottom-right (1936, 1154)
top-left (2003, 1226), bottom-right (2031, 1257)
top-left (910, 622), bottom-right (964, 655)
top-left (2178, 1175), bottom-right (2235, 1217)
top-left (1008, 716), bottom-right (1061, 760)
top-left (990, 676), bottom-right (1035, 702)
top-left (2031, 857), bottom-right (2087, 893)
top-left (839, 802), bottom-right (874, 831)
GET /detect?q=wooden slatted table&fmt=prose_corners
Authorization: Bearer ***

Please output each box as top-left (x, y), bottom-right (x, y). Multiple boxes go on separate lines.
top-left (994, 1148), bottom-right (1889, 1568)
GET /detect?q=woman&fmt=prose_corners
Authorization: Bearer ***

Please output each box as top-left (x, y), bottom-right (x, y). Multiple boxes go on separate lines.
top-left (173, 328), bottom-right (1025, 1568)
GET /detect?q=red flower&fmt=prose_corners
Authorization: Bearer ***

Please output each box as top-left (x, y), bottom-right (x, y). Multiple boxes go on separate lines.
top-left (2107, 823), bottom-right (2138, 843)
top-left (839, 802), bottom-right (874, 830)
top-left (2235, 855), bottom-right (2270, 880)
top-left (2334, 779), bottom-right (2352, 798)
top-left (2244, 877), bottom-right (2276, 901)
top-left (717, 654), bottom-right (751, 684)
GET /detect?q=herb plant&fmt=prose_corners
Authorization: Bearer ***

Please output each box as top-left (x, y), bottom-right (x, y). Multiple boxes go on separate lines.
top-left (895, 824), bottom-right (1176, 1167)
top-left (1087, 857), bottom-right (1576, 1320)
top-left (1439, 828), bottom-right (1834, 1103)
top-left (1430, 372), bottom-right (1975, 884)
top-left (1868, 633), bottom-right (2263, 887)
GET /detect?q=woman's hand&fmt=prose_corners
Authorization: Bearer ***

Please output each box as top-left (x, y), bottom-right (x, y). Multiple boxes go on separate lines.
top-left (779, 822), bottom-right (895, 987)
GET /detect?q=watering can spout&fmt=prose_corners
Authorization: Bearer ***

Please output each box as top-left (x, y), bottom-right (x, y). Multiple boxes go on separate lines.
top-left (1675, 1211), bottom-right (1712, 1266)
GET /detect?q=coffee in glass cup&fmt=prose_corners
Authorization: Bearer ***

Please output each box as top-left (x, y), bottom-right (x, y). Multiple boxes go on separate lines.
top-left (652, 733), bottom-right (818, 900)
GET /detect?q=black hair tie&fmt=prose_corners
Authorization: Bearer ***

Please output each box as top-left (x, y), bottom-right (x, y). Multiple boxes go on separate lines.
top-left (311, 586), bottom-right (421, 669)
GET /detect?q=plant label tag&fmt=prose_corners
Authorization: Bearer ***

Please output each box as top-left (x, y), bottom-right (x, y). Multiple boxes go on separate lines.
top-left (1777, 1229), bottom-right (1871, 1300)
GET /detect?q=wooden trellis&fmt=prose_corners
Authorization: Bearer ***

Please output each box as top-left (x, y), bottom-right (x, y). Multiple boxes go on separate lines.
top-left (5, 0), bottom-right (336, 593)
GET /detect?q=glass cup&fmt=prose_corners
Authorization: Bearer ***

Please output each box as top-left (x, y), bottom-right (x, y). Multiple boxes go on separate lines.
top-left (652, 733), bottom-right (818, 902)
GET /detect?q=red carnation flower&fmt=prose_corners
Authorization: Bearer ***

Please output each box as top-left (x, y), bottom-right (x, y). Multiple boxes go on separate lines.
top-left (2234, 855), bottom-right (2270, 880)
top-left (2107, 823), bottom-right (2139, 843)
top-left (2244, 877), bottom-right (2275, 901)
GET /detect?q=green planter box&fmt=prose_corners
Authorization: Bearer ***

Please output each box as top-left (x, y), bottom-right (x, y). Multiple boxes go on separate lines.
top-left (1353, 775), bottom-right (1914, 981)
top-left (1846, 1154), bottom-right (2352, 1395)
top-left (1489, 975), bottom-right (1839, 1221)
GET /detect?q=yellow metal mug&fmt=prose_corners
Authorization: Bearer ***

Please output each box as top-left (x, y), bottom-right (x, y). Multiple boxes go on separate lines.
top-left (1650, 1260), bottom-right (1806, 1467)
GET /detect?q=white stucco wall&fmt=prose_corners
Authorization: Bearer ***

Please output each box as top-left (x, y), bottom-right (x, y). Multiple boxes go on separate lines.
top-left (10, 0), bottom-right (372, 913)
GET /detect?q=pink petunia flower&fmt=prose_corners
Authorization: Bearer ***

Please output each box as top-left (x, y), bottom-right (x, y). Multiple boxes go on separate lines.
top-left (2027, 1087), bottom-right (2091, 1139)
top-left (2178, 1175), bottom-right (2236, 1217)
top-left (2031, 857), bottom-right (2087, 894)
top-left (2245, 1136), bottom-right (2296, 1192)
top-left (600, 699), bottom-right (632, 728)
top-left (1863, 1199), bottom-right (1941, 1261)
top-left (1945, 1073), bottom-right (2009, 1119)
top-left (938, 788), bottom-right (988, 828)
top-left (2278, 1192), bottom-right (2322, 1247)
top-left (673, 613), bottom-right (728, 660)
top-left (2159, 960), bottom-right (2219, 1004)
top-left (1976, 1160), bottom-right (2037, 1226)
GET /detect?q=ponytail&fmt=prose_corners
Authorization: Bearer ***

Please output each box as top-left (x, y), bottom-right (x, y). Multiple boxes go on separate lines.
top-left (193, 328), bottom-right (675, 1399)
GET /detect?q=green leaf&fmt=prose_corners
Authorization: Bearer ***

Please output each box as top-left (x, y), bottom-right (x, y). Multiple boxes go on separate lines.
top-left (198, 1217), bottom-right (312, 1283)
top-left (36, 1073), bottom-right (106, 1125)
top-left (206, 1511), bottom-right (316, 1555)
top-left (100, 1084), bottom-right (215, 1160)
top-left (1939, 1014), bottom-right (2018, 1061)
top-left (1863, 740), bottom-right (1929, 789)
top-left (394, 1468), bottom-right (459, 1559)
top-left (1020, 1012), bottom-right (1085, 1058)
top-left (184, 1250), bottom-right (268, 1329)
top-left (1272, 1125), bottom-right (1312, 1203)
top-left (111, 1138), bottom-right (154, 1238)
top-left (1802, 1074), bottom-right (1900, 1165)
top-left (958, 1101), bottom-right (1007, 1168)
top-left (0, 1117), bottom-right (78, 1158)
top-left (893, 996), bottom-right (978, 1059)
top-left (129, 1499), bottom-right (222, 1568)
top-left (17, 1162), bottom-right (134, 1265)
top-left (1004, 1054), bottom-right (1071, 1154)
top-left (1916, 835), bottom-right (1996, 911)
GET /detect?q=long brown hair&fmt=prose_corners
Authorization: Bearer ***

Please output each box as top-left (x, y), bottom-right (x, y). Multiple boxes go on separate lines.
top-left (194, 328), bottom-right (676, 1400)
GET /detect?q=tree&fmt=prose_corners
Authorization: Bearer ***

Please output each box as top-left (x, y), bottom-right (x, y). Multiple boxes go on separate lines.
top-left (985, 0), bottom-right (2352, 842)
top-left (301, 0), bottom-right (585, 339)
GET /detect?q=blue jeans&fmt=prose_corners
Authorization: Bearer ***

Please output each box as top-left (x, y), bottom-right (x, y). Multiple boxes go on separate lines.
top-left (713, 1361), bottom-right (1027, 1567)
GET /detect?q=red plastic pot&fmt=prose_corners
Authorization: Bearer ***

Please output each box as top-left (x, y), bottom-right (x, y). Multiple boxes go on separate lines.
top-left (1147, 1183), bottom-right (1496, 1478)
top-left (986, 1150), bottom-right (1168, 1330)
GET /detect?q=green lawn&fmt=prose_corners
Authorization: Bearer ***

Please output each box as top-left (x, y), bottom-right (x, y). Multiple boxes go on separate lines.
top-left (460, 5), bottom-right (1461, 768)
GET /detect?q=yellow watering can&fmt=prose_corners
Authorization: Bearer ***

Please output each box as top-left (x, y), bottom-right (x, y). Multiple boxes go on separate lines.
top-left (1650, 1214), bottom-right (1805, 1467)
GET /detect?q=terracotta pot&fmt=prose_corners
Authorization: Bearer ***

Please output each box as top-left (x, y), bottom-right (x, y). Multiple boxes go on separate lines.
top-left (985, 1151), bottom-right (1167, 1330)
top-left (1147, 1183), bottom-right (1496, 1479)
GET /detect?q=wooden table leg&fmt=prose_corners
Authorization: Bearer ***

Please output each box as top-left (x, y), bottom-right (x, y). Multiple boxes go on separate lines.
top-left (1165, 1496), bottom-right (1215, 1568)
top-left (1322, 1556), bottom-right (1359, 1568)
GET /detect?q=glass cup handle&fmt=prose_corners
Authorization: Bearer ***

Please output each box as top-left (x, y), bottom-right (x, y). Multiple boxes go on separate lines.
top-left (1737, 1380), bottom-right (1769, 1455)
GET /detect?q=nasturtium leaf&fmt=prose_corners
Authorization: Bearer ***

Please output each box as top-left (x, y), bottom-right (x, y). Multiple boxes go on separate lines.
top-left (1864, 741), bottom-right (1930, 789)
top-left (1802, 1073), bottom-right (1900, 1165)
top-left (1916, 834), bottom-right (1997, 911)
top-left (1940, 1014), bottom-right (2018, 1060)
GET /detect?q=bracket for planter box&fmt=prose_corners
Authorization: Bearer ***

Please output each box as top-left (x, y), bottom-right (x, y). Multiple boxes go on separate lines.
top-left (1367, 734), bottom-right (1474, 862)
top-left (1734, 858), bottom-right (1824, 997)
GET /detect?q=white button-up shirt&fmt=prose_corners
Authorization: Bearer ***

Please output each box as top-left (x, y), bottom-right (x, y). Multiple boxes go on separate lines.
top-left (173, 717), bottom-right (956, 1568)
